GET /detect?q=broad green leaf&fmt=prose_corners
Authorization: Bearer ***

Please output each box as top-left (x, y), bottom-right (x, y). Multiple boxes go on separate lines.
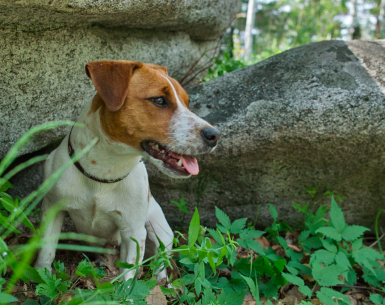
top-left (335, 252), bottom-right (352, 270)
top-left (316, 227), bottom-right (341, 241)
top-left (299, 285), bottom-right (312, 299)
top-left (0, 292), bottom-right (18, 303)
top-left (312, 249), bottom-right (336, 265)
top-left (330, 196), bottom-right (346, 233)
top-left (215, 207), bottom-right (231, 231)
top-left (195, 278), bottom-right (202, 296)
top-left (282, 272), bottom-right (303, 286)
top-left (276, 236), bottom-right (288, 249)
top-left (321, 239), bottom-right (337, 253)
top-left (316, 287), bottom-right (350, 305)
top-left (188, 208), bottom-right (200, 247)
top-left (230, 218), bottom-right (247, 234)
top-left (312, 262), bottom-right (345, 286)
top-left (202, 288), bottom-right (216, 304)
top-left (180, 273), bottom-right (195, 285)
top-left (369, 294), bottom-right (383, 305)
top-left (298, 230), bottom-right (310, 243)
top-left (269, 204), bottom-right (278, 219)
top-left (342, 225), bottom-right (369, 241)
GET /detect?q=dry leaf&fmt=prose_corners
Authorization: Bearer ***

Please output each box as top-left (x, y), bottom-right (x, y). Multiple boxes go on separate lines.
top-left (346, 295), bottom-right (357, 305)
top-left (146, 285), bottom-right (167, 305)
top-left (280, 295), bottom-right (298, 305)
top-left (243, 294), bottom-right (256, 305)
top-left (255, 237), bottom-right (270, 249)
top-left (287, 244), bottom-right (301, 252)
top-left (286, 286), bottom-right (306, 301)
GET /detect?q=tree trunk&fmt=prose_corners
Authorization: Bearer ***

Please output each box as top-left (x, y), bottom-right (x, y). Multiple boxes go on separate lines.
top-left (350, 0), bottom-right (361, 40)
top-left (377, 0), bottom-right (385, 39)
top-left (244, 0), bottom-right (256, 61)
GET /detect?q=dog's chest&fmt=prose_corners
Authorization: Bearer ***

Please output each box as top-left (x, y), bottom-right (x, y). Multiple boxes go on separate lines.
top-left (61, 172), bottom-right (150, 239)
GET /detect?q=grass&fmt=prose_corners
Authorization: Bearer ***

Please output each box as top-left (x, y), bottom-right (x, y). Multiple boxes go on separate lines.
top-left (0, 123), bottom-right (385, 304)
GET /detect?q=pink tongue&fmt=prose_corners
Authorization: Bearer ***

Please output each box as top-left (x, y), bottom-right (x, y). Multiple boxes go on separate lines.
top-left (180, 155), bottom-right (199, 175)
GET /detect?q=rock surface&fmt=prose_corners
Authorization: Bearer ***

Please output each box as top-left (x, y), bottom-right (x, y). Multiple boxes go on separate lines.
top-left (0, 0), bottom-right (239, 158)
top-left (0, 0), bottom-right (238, 40)
top-left (8, 40), bottom-right (385, 230)
top-left (147, 40), bottom-right (385, 230)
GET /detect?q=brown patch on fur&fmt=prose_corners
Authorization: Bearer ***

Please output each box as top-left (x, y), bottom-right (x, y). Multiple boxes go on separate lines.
top-left (88, 94), bottom-right (104, 115)
top-left (115, 211), bottom-right (122, 216)
top-left (93, 63), bottom-right (191, 150)
top-left (148, 186), bottom-right (151, 201)
top-left (91, 160), bottom-right (97, 164)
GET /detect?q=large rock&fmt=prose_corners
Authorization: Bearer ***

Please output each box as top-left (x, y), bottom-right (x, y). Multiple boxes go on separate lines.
top-left (0, 0), bottom-right (239, 158)
top-left (147, 40), bottom-right (385, 230)
top-left (8, 40), bottom-right (385, 230)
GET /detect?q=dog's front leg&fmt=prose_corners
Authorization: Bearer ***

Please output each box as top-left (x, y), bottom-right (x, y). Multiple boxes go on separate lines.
top-left (34, 198), bottom-right (66, 272)
top-left (119, 227), bottom-right (147, 281)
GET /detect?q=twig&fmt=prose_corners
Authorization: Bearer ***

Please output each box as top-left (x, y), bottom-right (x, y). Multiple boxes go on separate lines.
top-left (369, 232), bottom-right (385, 248)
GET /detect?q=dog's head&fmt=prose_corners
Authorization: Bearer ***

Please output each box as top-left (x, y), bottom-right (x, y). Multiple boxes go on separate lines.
top-left (86, 60), bottom-right (220, 178)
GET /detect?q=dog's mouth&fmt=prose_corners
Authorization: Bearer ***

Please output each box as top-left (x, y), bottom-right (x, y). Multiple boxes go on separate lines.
top-left (141, 140), bottom-right (199, 176)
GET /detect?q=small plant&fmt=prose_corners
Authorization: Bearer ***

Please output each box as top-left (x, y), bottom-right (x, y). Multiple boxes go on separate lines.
top-left (204, 51), bottom-right (246, 81)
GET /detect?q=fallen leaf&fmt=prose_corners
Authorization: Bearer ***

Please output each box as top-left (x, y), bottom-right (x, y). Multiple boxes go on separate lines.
top-left (286, 286), bottom-right (306, 301)
top-left (146, 285), bottom-right (167, 305)
top-left (255, 237), bottom-right (270, 249)
top-left (287, 244), bottom-right (301, 252)
top-left (243, 294), bottom-right (256, 305)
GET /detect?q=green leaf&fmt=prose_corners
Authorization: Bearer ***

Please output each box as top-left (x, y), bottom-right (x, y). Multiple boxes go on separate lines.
top-left (0, 179), bottom-right (12, 192)
top-left (321, 239), bottom-right (337, 253)
top-left (180, 273), bottom-right (195, 285)
top-left (330, 196), bottom-right (346, 233)
top-left (22, 300), bottom-right (40, 305)
top-left (0, 213), bottom-right (20, 234)
top-left (335, 252), bottom-right (352, 270)
top-left (230, 218), bottom-right (247, 234)
top-left (202, 288), bottom-right (216, 304)
top-left (312, 249), bottom-right (336, 265)
top-left (188, 207), bottom-right (200, 247)
top-left (207, 228), bottom-right (222, 244)
top-left (370, 293), bottom-right (383, 304)
top-left (0, 292), bottom-right (18, 303)
top-left (316, 227), bottom-right (341, 241)
top-left (269, 204), bottom-right (278, 219)
top-left (316, 287), bottom-right (350, 305)
top-left (215, 207), bottom-right (231, 231)
top-left (298, 230), bottom-right (310, 243)
top-left (277, 236), bottom-right (288, 249)
top-left (282, 272), bottom-right (303, 286)
top-left (312, 262), bottom-right (345, 286)
top-left (241, 274), bottom-right (259, 301)
top-left (342, 225), bottom-right (369, 241)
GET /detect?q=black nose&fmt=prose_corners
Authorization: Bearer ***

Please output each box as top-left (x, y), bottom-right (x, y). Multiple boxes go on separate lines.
top-left (201, 128), bottom-right (220, 147)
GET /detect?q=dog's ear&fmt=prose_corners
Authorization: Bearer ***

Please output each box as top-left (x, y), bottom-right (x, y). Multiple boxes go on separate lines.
top-left (85, 61), bottom-right (143, 112)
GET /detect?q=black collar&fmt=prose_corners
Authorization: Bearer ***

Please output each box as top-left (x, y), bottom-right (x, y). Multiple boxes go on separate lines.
top-left (68, 127), bottom-right (137, 184)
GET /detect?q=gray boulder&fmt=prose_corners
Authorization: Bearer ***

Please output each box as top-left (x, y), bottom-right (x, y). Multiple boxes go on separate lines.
top-left (8, 40), bottom-right (385, 231)
top-left (147, 40), bottom-right (385, 230)
top-left (0, 0), bottom-right (239, 158)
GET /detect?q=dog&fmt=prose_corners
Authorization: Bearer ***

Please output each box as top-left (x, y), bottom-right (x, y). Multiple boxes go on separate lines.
top-left (34, 60), bottom-right (220, 281)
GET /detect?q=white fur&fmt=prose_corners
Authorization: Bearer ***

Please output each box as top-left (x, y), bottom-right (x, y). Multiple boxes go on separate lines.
top-left (161, 75), bottom-right (212, 155)
top-left (34, 102), bottom-right (173, 282)
top-left (35, 72), bottom-right (217, 283)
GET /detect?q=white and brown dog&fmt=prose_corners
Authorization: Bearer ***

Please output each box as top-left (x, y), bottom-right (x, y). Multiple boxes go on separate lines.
top-left (34, 60), bottom-right (220, 281)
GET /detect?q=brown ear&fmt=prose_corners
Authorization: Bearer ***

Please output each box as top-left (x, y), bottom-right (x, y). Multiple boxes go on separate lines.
top-left (85, 60), bottom-right (143, 112)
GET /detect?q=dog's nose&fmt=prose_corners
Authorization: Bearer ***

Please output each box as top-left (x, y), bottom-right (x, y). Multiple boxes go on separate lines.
top-left (201, 128), bottom-right (220, 147)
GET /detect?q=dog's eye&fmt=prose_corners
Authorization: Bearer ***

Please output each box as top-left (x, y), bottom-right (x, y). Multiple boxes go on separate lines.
top-left (150, 97), bottom-right (167, 107)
